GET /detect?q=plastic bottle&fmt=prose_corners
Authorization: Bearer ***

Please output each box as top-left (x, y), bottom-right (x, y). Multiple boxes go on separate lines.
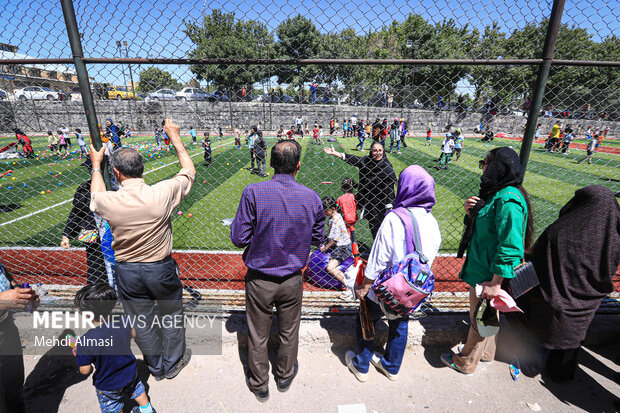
top-left (20, 283), bottom-right (33, 312)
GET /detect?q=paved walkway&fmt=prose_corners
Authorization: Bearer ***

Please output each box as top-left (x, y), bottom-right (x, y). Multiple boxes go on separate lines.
top-left (21, 342), bottom-right (619, 412)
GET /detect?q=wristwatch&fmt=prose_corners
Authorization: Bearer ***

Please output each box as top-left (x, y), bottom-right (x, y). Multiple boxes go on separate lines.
top-left (91, 168), bottom-right (103, 175)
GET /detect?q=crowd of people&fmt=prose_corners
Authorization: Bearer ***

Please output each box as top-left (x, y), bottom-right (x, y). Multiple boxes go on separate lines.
top-left (537, 121), bottom-right (611, 164)
top-left (0, 115), bottom-right (618, 411)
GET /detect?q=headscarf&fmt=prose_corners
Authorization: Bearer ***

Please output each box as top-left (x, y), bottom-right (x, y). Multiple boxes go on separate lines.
top-left (392, 165), bottom-right (437, 255)
top-left (457, 147), bottom-right (523, 257)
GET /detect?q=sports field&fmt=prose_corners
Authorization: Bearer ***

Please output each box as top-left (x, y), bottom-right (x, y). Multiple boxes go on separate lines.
top-left (0, 133), bottom-right (618, 255)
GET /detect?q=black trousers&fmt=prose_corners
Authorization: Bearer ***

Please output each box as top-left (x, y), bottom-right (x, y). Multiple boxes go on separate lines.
top-left (86, 240), bottom-right (108, 285)
top-left (245, 269), bottom-right (302, 392)
top-left (364, 206), bottom-right (385, 240)
top-left (115, 257), bottom-right (185, 377)
top-left (0, 316), bottom-right (25, 413)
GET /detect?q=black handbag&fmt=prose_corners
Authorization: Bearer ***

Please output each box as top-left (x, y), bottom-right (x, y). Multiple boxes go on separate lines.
top-left (507, 261), bottom-right (539, 299)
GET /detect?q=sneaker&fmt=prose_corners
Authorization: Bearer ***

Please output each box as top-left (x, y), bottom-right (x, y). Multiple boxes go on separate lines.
top-left (440, 352), bottom-right (473, 376)
top-left (371, 352), bottom-right (398, 381)
top-left (132, 407), bottom-right (157, 413)
top-left (345, 350), bottom-right (368, 382)
top-left (165, 348), bottom-right (192, 379)
top-left (276, 361), bottom-right (299, 392)
top-left (397, 151), bottom-right (401, 154)
top-left (131, 406), bottom-right (157, 413)
top-left (435, 166), bottom-right (441, 170)
top-left (245, 368), bottom-right (270, 402)
top-left (152, 373), bottom-right (165, 382)
top-left (456, 344), bottom-right (492, 363)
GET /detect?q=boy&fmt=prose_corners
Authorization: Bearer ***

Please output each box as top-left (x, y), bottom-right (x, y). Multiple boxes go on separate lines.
top-left (320, 196), bottom-right (352, 296)
top-left (453, 128), bottom-right (464, 160)
top-left (388, 117), bottom-right (401, 154)
top-left (201, 132), bottom-right (212, 167)
top-left (577, 133), bottom-right (597, 165)
top-left (189, 126), bottom-right (197, 144)
top-left (76, 128), bottom-right (88, 157)
top-left (253, 127), bottom-right (267, 177)
top-left (286, 125), bottom-right (295, 140)
top-left (276, 125), bottom-right (284, 141)
top-left (75, 283), bottom-right (156, 413)
top-left (234, 126), bottom-right (241, 149)
top-left (437, 132), bottom-right (454, 170)
top-left (425, 126), bottom-right (432, 146)
top-left (355, 125), bottom-right (365, 151)
top-left (154, 127), bottom-right (162, 146)
top-left (312, 124), bottom-right (320, 145)
top-left (218, 124), bottom-right (223, 141)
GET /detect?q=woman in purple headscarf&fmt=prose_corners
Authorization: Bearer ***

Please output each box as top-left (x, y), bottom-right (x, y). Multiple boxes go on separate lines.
top-left (345, 165), bottom-right (442, 382)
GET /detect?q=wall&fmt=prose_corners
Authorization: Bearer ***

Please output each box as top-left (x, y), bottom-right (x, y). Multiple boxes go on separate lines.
top-left (0, 100), bottom-right (616, 136)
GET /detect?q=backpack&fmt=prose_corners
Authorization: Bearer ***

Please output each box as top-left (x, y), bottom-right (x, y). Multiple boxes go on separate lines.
top-left (371, 210), bottom-right (435, 318)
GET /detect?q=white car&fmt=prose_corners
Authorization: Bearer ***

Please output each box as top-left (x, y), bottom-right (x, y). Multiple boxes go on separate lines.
top-left (14, 86), bottom-right (59, 101)
top-left (147, 89), bottom-right (178, 101)
top-left (177, 87), bottom-right (208, 101)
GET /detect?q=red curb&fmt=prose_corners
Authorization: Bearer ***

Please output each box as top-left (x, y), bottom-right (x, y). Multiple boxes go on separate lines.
top-left (2, 249), bottom-right (618, 292)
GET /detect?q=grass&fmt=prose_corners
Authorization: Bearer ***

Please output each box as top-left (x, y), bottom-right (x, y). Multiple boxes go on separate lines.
top-left (0, 133), bottom-right (618, 253)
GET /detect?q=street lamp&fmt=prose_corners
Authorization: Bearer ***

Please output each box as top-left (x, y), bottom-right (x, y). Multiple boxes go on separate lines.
top-left (405, 40), bottom-right (419, 107)
top-left (116, 41), bottom-right (128, 94)
top-left (122, 40), bottom-right (136, 100)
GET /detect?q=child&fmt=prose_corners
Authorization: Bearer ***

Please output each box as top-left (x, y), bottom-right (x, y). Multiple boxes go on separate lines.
top-left (47, 130), bottom-right (58, 154)
top-left (154, 127), bottom-right (162, 146)
top-left (425, 127), bottom-right (432, 146)
top-left (535, 123), bottom-right (541, 142)
top-left (312, 124), bottom-right (320, 145)
top-left (234, 127), bottom-right (241, 149)
top-left (247, 127), bottom-right (257, 173)
top-left (561, 125), bottom-right (573, 154)
top-left (60, 124), bottom-right (71, 147)
top-left (336, 178), bottom-right (358, 237)
top-left (277, 125), bottom-right (284, 141)
top-left (74, 283), bottom-right (156, 413)
top-left (318, 125), bottom-right (324, 144)
top-left (218, 124), bottom-right (223, 141)
top-left (320, 196), bottom-right (352, 296)
top-left (355, 126), bottom-right (365, 151)
top-left (453, 129), bottom-right (464, 160)
top-left (76, 128), bottom-right (87, 157)
top-left (254, 128), bottom-right (267, 177)
top-left (286, 125), bottom-right (295, 140)
top-left (57, 130), bottom-right (68, 153)
top-left (577, 133), bottom-right (596, 165)
top-left (189, 126), bottom-right (197, 144)
top-left (201, 132), bottom-right (212, 167)
top-left (125, 125), bottom-right (131, 138)
top-left (437, 132), bottom-right (454, 170)
top-left (388, 117), bottom-right (401, 154)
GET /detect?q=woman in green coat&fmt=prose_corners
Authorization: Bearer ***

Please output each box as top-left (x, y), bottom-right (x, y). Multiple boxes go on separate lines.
top-left (441, 146), bottom-right (534, 375)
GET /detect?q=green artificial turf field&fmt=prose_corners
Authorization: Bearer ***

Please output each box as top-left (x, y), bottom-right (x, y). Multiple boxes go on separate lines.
top-left (0, 133), bottom-right (618, 253)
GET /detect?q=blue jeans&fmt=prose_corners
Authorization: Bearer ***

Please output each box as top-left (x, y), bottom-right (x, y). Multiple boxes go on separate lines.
top-left (389, 139), bottom-right (400, 152)
top-left (352, 299), bottom-right (408, 374)
top-left (356, 137), bottom-right (365, 150)
top-left (96, 375), bottom-right (145, 413)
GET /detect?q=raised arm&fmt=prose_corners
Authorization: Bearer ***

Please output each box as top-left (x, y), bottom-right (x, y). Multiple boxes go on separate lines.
top-left (89, 145), bottom-right (106, 194)
top-left (165, 119), bottom-right (196, 176)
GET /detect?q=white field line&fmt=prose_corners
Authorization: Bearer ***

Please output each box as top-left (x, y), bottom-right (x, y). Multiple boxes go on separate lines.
top-left (0, 141), bottom-right (230, 228)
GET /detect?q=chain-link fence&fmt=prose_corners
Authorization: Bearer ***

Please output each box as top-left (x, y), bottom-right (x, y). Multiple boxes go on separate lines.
top-left (0, 0), bottom-right (618, 309)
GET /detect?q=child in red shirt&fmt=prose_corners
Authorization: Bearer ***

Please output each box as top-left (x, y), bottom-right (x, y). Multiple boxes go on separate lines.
top-left (286, 125), bottom-right (295, 140)
top-left (337, 178), bottom-right (358, 237)
top-left (313, 124), bottom-right (320, 145)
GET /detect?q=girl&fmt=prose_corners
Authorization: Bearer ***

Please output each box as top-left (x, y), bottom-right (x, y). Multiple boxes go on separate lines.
top-left (76, 128), bottom-right (87, 157)
top-left (57, 130), bottom-right (68, 153)
top-left (320, 196), bottom-right (352, 294)
top-left (312, 124), bottom-right (320, 145)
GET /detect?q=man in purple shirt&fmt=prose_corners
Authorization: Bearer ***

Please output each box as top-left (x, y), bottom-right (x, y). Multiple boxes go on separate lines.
top-left (230, 140), bottom-right (324, 402)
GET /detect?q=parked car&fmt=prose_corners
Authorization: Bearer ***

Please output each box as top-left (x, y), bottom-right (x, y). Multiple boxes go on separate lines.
top-left (177, 87), bottom-right (208, 101)
top-left (147, 89), bottom-right (178, 101)
top-left (257, 93), bottom-right (294, 103)
top-left (14, 86), bottom-right (59, 101)
top-left (0, 89), bottom-right (7, 101)
top-left (104, 86), bottom-right (135, 100)
top-left (206, 90), bottom-right (229, 102)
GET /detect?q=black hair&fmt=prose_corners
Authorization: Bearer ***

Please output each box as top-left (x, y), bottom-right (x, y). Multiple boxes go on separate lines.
top-left (47, 131), bottom-right (53, 135)
top-left (76, 128), bottom-right (81, 133)
top-left (110, 147), bottom-right (144, 178)
top-left (190, 126), bottom-right (194, 129)
top-left (341, 178), bottom-right (356, 193)
top-left (322, 195), bottom-right (337, 211)
top-left (74, 283), bottom-right (118, 319)
top-left (271, 140), bottom-right (302, 175)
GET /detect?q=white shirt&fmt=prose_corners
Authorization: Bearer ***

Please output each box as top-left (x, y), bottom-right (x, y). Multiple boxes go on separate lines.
top-left (351, 116), bottom-right (357, 124)
top-left (364, 207), bottom-right (442, 303)
top-left (296, 117), bottom-right (303, 126)
top-left (442, 138), bottom-right (454, 153)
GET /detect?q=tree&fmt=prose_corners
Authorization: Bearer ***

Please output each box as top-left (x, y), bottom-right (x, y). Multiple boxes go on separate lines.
top-left (184, 9), bottom-right (271, 95)
top-left (137, 68), bottom-right (182, 92)
top-left (273, 15), bottom-right (321, 89)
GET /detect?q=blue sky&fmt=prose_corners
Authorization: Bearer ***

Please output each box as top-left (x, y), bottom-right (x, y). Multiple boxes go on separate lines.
top-left (0, 0), bottom-right (617, 86)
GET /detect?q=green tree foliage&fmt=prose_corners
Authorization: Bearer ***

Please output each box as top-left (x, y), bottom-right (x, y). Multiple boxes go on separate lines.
top-left (273, 15), bottom-right (321, 88)
top-left (137, 67), bottom-right (182, 92)
top-left (184, 9), bottom-right (271, 93)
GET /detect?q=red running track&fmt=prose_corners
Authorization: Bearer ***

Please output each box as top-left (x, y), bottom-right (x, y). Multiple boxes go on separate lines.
top-left (1, 249), bottom-right (618, 292)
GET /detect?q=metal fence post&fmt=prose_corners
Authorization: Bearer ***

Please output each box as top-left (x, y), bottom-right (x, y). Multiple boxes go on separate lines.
top-left (519, 0), bottom-right (566, 173)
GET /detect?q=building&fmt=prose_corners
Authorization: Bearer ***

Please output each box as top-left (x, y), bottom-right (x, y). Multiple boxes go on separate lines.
top-left (0, 43), bottom-right (79, 94)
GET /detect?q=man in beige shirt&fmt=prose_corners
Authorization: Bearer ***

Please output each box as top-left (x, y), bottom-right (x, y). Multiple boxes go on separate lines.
top-left (89, 119), bottom-right (195, 381)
